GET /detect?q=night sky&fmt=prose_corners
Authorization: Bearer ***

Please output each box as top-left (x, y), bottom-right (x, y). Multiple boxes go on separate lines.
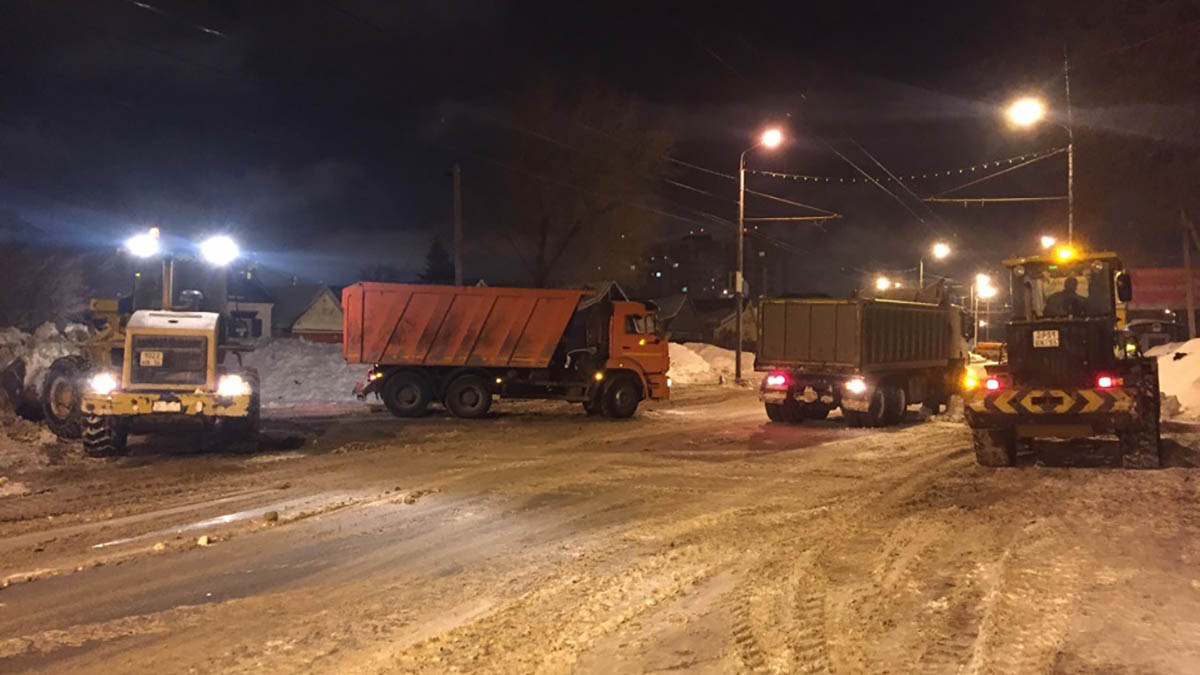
top-left (1, 0), bottom-right (1197, 292)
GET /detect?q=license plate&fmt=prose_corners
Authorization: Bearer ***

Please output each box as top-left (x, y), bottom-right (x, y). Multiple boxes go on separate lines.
top-left (140, 350), bottom-right (164, 367)
top-left (152, 400), bottom-right (182, 412)
top-left (1032, 330), bottom-right (1060, 348)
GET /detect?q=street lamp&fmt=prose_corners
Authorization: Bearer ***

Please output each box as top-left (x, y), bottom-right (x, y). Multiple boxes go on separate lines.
top-left (971, 273), bottom-right (997, 348)
top-left (920, 241), bottom-right (952, 287)
top-left (875, 276), bottom-right (891, 292)
top-left (735, 127), bottom-right (784, 383)
top-left (1040, 235), bottom-right (1057, 249)
top-left (1007, 81), bottom-right (1075, 243)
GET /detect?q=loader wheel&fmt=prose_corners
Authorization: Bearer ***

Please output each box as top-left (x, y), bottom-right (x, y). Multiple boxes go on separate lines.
top-left (382, 371), bottom-right (431, 417)
top-left (1119, 367), bottom-right (1162, 468)
top-left (81, 414), bottom-right (129, 458)
top-left (972, 428), bottom-right (1016, 467)
top-left (602, 376), bottom-right (641, 419)
top-left (42, 355), bottom-right (90, 439)
top-left (445, 375), bottom-right (493, 419)
top-left (883, 385), bottom-right (907, 426)
top-left (219, 369), bottom-right (261, 443)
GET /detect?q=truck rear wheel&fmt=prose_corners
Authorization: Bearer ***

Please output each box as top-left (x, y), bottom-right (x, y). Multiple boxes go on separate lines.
top-left (81, 414), bottom-right (129, 458)
top-left (850, 389), bottom-right (887, 428)
top-left (801, 403), bottom-right (830, 420)
top-left (602, 376), bottom-right (641, 419)
top-left (444, 375), bottom-right (493, 419)
top-left (883, 385), bottom-right (907, 425)
top-left (42, 355), bottom-right (90, 439)
top-left (765, 402), bottom-right (786, 422)
top-left (382, 372), bottom-right (432, 417)
top-left (972, 428), bottom-right (1016, 467)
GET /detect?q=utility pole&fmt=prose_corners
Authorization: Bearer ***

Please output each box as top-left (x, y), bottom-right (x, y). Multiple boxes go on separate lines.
top-left (735, 151), bottom-right (746, 384)
top-left (1185, 209), bottom-right (1197, 339)
top-left (1064, 50), bottom-right (1075, 243)
top-left (452, 163), bottom-right (463, 286)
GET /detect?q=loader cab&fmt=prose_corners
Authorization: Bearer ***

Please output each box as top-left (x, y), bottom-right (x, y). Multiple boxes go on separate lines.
top-left (1004, 249), bottom-right (1136, 388)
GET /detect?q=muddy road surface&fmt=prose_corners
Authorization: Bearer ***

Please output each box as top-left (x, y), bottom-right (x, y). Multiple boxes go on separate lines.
top-left (2, 386), bottom-right (1200, 674)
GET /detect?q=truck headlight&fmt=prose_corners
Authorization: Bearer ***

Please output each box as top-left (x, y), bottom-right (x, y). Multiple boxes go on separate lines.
top-left (845, 377), bottom-right (867, 394)
top-left (89, 372), bottom-right (119, 395)
top-left (217, 374), bottom-right (251, 397)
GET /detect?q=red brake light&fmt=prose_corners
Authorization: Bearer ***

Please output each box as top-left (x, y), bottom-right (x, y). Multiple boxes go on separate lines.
top-left (985, 377), bottom-right (1002, 391)
top-left (1096, 375), bottom-right (1115, 389)
top-left (766, 373), bottom-right (788, 387)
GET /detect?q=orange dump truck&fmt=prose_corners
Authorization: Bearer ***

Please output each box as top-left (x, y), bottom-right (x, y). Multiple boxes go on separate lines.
top-left (343, 283), bottom-right (670, 418)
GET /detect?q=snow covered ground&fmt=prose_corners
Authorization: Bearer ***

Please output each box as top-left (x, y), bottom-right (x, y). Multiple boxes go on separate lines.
top-left (1149, 339), bottom-right (1200, 419)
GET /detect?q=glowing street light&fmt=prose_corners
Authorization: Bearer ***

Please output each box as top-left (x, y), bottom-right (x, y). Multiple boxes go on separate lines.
top-left (875, 276), bottom-right (892, 292)
top-left (735, 126), bottom-right (785, 383)
top-left (1040, 235), bottom-right (1057, 249)
top-left (920, 241), bottom-right (952, 287)
top-left (1006, 97), bottom-right (1046, 127)
top-left (126, 227), bottom-right (161, 258)
top-left (200, 235), bottom-right (240, 266)
top-left (932, 242), bottom-right (951, 259)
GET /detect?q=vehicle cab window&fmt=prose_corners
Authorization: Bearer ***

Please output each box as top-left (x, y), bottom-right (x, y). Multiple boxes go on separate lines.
top-left (625, 314), bottom-right (657, 335)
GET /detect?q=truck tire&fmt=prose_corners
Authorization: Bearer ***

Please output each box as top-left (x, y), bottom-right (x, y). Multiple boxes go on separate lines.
top-left (444, 374), bottom-right (493, 419)
top-left (858, 388), bottom-right (887, 427)
top-left (1119, 366), bottom-right (1162, 468)
top-left (972, 428), bottom-right (1016, 467)
top-left (81, 414), bottom-right (129, 458)
top-left (602, 376), bottom-right (641, 419)
top-left (42, 355), bottom-right (90, 439)
top-left (883, 385), bottom-right (907, 426)
top-left (765, 402), bottom-right (786, 422)
top-left (802, 403), bottom-right (830, 420)
top-left (382, 371), bottom-right (432, 417)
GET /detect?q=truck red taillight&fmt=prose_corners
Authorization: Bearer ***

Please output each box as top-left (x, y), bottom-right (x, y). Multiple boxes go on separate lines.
top-left (1095, 375), bottom-right (1121, 389)
top-left (985, 377), bottom-right (1002, 391)
top-left (766, 372), bottom-right (788, 388)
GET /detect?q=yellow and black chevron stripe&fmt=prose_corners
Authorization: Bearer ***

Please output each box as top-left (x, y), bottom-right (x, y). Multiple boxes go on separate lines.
top-left (967, 388), bottom-right (1134, 415)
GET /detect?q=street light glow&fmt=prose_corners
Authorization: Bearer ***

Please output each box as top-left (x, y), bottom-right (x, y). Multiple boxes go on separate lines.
top-left (875, 276), bottom-right (891, 291)
top-left (1007, 97), bottom-right (1046, 127)
top-left (761, 128), bottom-right (783, 149)
top-left (200, 235), bottom-right (240, 266)
top-left (126, 228), bottom-right (161, 258)
top-left (931, 242), bottom-right (951, 259)
top-left (1040, 235), bottom-right (1057, 249)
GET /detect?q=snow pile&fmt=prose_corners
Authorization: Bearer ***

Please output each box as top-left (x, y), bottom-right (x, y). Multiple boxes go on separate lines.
top-left (242, 338), bottom-right (368, 407)
top-left (1153, 338), bottom-right (1200, 419)
top-left (668, 342), bottom-right (760, 385)
top-left (0, 322), bottom-right (88, 402)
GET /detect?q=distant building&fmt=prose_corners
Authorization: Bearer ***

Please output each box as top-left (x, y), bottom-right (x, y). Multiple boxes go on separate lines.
top-left (225, 270), bottom-right (274, 338)
top-left (270, 283), bottom-right (343, 343)
top-left (642, 232), bottom-right (786, 300)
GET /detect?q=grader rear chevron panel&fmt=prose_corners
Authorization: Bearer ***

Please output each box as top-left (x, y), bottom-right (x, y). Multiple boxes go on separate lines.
top-left (342, 283), bottom-right (592, 368)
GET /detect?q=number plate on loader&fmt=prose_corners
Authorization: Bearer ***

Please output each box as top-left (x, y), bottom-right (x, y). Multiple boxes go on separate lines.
top-left (139, 350), bottom-right (163, 367)
top-left (152, 400), bottom-right (182, 412)
top-left (1032, 330), bottom-right (1060, 348)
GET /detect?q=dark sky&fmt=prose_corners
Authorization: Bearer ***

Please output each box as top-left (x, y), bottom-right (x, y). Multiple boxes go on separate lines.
top-left (1, 0), bottom-right (1197, 290)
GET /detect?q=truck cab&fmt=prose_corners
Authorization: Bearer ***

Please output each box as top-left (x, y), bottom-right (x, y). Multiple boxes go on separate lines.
top-left (963, 248), bottom-right (1160, 467)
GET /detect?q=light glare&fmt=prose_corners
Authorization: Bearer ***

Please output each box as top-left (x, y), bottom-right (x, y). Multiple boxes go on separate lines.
top-left (761, 128), bottom-right (783, 148)
top-left (126, 231), bottom-right (160, 258)
top-left (1007, 97), bottom-right (1046, 127)
top-left (200, 235), bottom-right (240, 266)
top-left (931, 242), bottom-right (951, 259)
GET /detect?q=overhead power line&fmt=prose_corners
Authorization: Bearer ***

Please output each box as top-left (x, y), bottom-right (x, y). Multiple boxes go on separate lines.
top-left (747, 146), bottom-right (1066, 184)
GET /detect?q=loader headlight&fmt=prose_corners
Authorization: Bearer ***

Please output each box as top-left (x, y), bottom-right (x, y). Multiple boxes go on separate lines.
top-left (89, 372), bottom-right (119, 395)
top-left (217, 374), bottom-right (251, 397)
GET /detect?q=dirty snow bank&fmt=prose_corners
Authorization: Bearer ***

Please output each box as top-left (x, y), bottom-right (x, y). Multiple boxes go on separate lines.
top-left (1153, 338), bottom-right (1200, 419)
top-left (668, 342), bottom-right (760, 385)
top-left (242, 338), bottom-right (368, 407)
top-left (0, 323), bottom-right (88, 397)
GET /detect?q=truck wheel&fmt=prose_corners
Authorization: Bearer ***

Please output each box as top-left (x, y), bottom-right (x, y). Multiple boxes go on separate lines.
top-left (81, 414), bottom-right (129, 458)
top-left (602, 376), bottom-right (641, 419)
top-left (859, 389), bottom-right (887, 427)
top-left (802, 403), bottom-right (831, 420)
top-left (445, 375), bottom-right (493, 419)
top-left (972, 428), bottom-right (1016, 467)
top-left (42, 355), bottom-right (90, 439)
top-left (882, 385), bottom-right (907, 426)
top-left (842, 409), bottom-right (864, 427)
top-left (382, 372), bottom-right (432, 417)
top-left (765, 402), bottom-right (786, 422)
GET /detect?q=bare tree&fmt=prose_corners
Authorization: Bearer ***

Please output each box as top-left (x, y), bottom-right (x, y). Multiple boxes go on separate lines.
top-left (496, 80), bottom-right (674, 287)
top-left (0, 245), bottom-right (88, 330)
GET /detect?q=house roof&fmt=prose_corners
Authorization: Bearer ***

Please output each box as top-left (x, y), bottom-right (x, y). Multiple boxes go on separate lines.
top-left (227, 272), bottom-right (274, 303)
top-left (652, 294), bottom-right (690, 320)
top-left (268, 284), bottom-right (337, 329)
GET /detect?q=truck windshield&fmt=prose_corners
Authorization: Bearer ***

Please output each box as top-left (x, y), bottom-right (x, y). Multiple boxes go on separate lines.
top-left (1012, 261), bottom-right (1114, 320)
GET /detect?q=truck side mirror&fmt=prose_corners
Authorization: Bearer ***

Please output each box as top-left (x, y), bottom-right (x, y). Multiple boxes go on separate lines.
top-left (1115, 272), bottom-right (1133, 303)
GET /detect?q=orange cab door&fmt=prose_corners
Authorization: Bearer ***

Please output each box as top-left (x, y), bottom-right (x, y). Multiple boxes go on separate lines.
top-left (610, 302), bottom-right (668, 374)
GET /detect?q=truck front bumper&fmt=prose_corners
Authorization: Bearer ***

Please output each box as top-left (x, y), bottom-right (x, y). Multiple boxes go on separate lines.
top-left (83, 391), bottom-right (253, 418)
top-left (964, 387), bottom-right (1139, 436)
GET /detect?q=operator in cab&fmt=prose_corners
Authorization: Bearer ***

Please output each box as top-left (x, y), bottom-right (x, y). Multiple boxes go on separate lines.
top-left (1042, 275), bottom-right (1087, 317)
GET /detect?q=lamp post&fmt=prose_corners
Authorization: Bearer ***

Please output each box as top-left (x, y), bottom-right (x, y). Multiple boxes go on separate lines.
top-left (973, 273), bottom-right (997, 350)
top-left (920, 241), bottom-right (951, 288)
top-left (735, 127), bottom-right (783, 384)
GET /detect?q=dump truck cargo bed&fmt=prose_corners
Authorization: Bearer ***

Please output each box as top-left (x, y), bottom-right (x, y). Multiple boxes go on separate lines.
top-left (342, 283), bottom-right (592, 368)
top-left (757, 298), bottom-right (960, 373)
